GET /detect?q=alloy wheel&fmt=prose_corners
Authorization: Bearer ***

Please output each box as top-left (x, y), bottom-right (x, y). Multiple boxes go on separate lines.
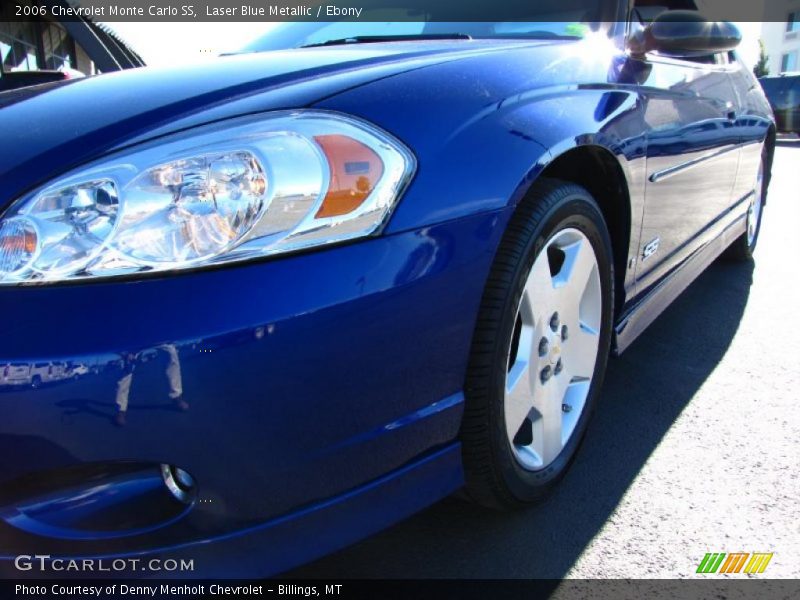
top-left (504, 228), bottom-right (602, 471)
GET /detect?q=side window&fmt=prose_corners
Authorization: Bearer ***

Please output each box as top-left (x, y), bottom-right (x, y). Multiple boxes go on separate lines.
top-left (0, 21), bottom-right (39, 72)
top-left (782, 52), bottom-right (798, 73)
top-left (41, 23), bottom-right (75, 71)
top-left (788, 11), bottom-right (800, 33)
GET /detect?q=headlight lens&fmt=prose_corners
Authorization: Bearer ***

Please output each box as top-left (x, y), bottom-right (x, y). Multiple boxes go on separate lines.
top-left (113, 151), bottom-right (267, 265)
top-left (0, 111), bottom-right (415, 285)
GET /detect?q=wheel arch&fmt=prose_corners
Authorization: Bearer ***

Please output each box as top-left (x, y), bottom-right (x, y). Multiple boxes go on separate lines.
top-left (513, 143), bottom-right (634, 320)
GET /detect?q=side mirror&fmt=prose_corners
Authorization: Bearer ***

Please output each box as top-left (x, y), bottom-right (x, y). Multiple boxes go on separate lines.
top-left (629, 10), bottom-right (741, 58)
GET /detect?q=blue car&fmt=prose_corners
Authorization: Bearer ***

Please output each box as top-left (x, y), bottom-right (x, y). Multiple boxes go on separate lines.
top-left (0, 2), bottom-right (775, 578)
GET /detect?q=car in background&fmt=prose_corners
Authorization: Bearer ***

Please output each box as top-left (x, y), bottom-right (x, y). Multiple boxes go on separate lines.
top-left (0, 0), bottom-right (775, 579)
top-left (32, 362), bottom-right (69, 387)
top-left (759, 74), bottom-right (800, 134)
top-left (1, 364), bottom-right (32, 387)
top-left (68, 364), bottom-right (90, 378)
top-left (0, 361), bottom-right (69, 388)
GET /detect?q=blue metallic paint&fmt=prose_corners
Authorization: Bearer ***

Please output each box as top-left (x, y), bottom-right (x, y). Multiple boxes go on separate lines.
top-left (0, 41), bottom-right (544, 209)
top-left (0, 209), bottom-right (502, 570)
top-left (0, 25), bottom-right (774, 576)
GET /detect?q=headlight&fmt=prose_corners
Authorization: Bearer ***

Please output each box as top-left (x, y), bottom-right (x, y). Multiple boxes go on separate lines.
top-left (0, 111), bottom-right (415, 285)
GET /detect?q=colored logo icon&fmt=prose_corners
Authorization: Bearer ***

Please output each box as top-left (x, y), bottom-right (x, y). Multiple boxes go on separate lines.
top-left (697, 552), bottom-right (774, 574)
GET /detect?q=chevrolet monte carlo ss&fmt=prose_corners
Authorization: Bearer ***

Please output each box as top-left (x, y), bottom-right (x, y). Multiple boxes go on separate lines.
top-left (0, 1), bottom-right (775, 578)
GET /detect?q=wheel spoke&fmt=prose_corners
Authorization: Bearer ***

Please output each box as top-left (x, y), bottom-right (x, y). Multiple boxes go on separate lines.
top-left (565, 323), bottom-right (599, 379)
top-left (554, 237), bottom-right (596, 294)
top-left (561, 378), bottom-right (591, 444)
top-left (531, 375), bottom-right (568, 466)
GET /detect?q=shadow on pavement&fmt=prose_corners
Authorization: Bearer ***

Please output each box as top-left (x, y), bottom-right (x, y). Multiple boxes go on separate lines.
top-left (288, 257), bottom-right (754, 578)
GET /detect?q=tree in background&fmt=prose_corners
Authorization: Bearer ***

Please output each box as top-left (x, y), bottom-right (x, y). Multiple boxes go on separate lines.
top-left (754, 39), bottom-right (770, 78)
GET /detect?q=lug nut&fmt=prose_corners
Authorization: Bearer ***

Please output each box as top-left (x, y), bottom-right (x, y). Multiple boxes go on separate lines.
top-left (540, 366), bottom-right (552, 384)
top-left (554, 358), bottom-right (563, 375)
top-left (562, 404), bottom-right (572, 413)
top-left (538, 337), bottom-right (549, 357)
top-left (561, 324), bottom-right (569, 341)
top-left (550, 312), bottom-right (560, 332)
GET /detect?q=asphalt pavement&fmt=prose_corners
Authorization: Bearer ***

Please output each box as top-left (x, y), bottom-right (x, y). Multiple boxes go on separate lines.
top-left (289, 138), bottom-right (800, 579)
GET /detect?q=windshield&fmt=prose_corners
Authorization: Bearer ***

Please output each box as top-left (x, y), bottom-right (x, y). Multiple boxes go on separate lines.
top-left (240, 2), bottom-right (608, 53)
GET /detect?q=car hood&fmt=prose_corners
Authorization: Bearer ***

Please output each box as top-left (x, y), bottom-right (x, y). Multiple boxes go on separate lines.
top-left (0, 40), bottom-right (539, 210)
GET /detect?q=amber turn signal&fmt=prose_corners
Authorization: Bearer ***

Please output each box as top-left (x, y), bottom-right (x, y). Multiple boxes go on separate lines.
top-left (314, 134), bottom-right (385, 218)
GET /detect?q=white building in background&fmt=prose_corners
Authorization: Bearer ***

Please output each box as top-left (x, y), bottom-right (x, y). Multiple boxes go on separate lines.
top-left (761, 1), bottom-right (800, 74)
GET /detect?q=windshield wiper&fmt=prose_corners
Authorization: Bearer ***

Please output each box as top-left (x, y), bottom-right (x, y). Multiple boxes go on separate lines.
top-left (300, 33), bottom-right (472, 49)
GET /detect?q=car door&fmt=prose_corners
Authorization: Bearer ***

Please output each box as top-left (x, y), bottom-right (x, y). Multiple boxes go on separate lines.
top-left (727, 60), bottom-right (774, 209)
top-left (630, 10), bottom-right (741, 291)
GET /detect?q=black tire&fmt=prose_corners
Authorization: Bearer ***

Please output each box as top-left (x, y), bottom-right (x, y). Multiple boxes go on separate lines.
top-left (460, 178), bottom-right (614, 509)
top-left (726, 150), bottom-right (767, 261)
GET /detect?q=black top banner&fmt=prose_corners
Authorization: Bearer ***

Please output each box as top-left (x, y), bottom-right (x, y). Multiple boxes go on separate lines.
top-left (0, 0), bottom-right (796, 23)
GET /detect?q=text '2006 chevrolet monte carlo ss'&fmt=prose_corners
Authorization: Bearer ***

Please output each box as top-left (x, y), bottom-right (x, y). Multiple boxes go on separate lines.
top-left (0, 0), bottom-right (774, 578)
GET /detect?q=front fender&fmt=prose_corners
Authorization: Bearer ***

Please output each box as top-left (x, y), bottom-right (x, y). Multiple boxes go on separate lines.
top-left (315, 46), bottom-right (645, 238)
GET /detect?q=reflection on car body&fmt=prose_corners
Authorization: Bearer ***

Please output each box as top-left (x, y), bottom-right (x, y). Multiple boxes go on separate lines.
top-left (759, 74), bottom-right (800, 134)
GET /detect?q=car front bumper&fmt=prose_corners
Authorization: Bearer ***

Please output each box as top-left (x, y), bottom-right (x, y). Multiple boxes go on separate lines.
top-left (0, 209), bottom-right (506, 577)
